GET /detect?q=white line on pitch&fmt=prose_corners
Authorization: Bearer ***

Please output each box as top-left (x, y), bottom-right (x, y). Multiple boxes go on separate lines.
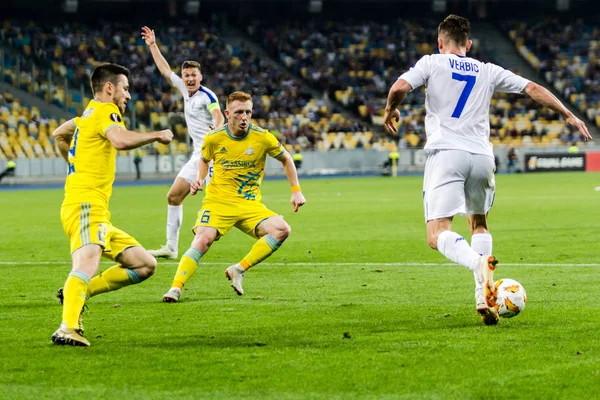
top-left (1, 261), bottom-right (600, 267)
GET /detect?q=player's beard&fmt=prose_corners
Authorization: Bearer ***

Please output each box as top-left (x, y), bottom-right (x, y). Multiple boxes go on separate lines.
top-left (115, 97), bottom-right (127, 114)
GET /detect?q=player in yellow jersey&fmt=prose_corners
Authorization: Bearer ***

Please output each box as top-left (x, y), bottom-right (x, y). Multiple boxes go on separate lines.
top-left (50, 63), bottom-right (173, 346)
top-left (162, 91), bottom-right (306, 302)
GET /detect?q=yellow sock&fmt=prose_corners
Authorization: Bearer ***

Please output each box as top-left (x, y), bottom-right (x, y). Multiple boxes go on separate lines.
top-left (172, 248), bottom-right (203, 289)
top-left (240, 235), bottom-right (282, 270)
top-left (62, 271), bottom-right (90, 330)
top-left (87, 264), bottom-right (142, 298)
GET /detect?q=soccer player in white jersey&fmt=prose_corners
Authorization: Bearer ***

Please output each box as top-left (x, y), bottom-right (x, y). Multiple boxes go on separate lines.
top-left (141, 26), bottom-right (225, 260)
top-left (383, 15), bottom-right (591, 325)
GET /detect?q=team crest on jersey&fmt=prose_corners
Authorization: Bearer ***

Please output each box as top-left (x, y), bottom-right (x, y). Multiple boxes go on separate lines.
top-left (220, 147), bottom-right (228, 153)
top-left (82, 108), bottom-right (94, 118)
top-left (110, 113), bottom-right (122, 123)
top-left (244, 146), bottom-right (254, 155)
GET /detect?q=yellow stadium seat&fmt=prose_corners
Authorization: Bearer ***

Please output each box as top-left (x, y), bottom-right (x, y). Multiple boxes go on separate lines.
top-left (135, 100), bottom-right (145, 115)
top-left (177, 142), bottom-right (188, 154)
top-left (150, 112), bottom-right (160, 127)
top-left (175, 124), bottom-right (187, 136)
top-left (358, 105), bottom-right (368, 118)
top-left (405, 133), bottom-right (419, 147)
top-left (155, 143), bottom-right (169, 155)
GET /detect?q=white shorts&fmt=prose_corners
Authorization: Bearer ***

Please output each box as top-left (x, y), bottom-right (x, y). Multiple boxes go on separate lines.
top-left (423, 149), bottom-right (495, 222)
top-left (176, 153), bottom-right (213, 184)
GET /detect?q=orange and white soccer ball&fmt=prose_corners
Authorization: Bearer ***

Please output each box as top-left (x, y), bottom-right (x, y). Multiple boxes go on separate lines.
top-left (494, 279), bottom-right (527, 318)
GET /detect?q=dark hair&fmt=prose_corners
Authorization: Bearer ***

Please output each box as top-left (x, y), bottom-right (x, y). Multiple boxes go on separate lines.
top-left (182, 60), bottom-right (201, 72)
top-left (438, 14), bottom-right (470, 46)
top-left (90, 63), bottom-right (130, 96)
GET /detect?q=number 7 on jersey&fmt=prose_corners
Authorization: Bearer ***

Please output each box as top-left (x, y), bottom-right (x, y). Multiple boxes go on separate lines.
top-left (451, 73), bottom-right (476, 118)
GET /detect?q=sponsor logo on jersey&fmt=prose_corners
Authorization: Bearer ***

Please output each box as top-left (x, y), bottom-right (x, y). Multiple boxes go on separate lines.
top-left (221, 159), bottom-right (256, 169)
top-left (220, 147), bottom-right (228, 153)
top-left (244, 146), bottom-right (254, 155)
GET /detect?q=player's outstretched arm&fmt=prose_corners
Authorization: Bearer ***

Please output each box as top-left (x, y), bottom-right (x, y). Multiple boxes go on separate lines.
top-left (52, 118), bottom-right (77, 162)
top-left (383, 78), bottom-right (412, 134)
top-left (190, 158), bottom-right (210, 195)
top-left (105, 126), bottom-right (173, 150)
top-left (524, 82), bottom-right (592, 141)
top-left (141, 26), bottom-right (172, 79)
top-left (279, 150), bottom-right (306, 212)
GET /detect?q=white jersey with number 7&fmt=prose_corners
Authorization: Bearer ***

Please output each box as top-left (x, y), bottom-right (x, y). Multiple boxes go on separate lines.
top-left (399, 53), bottom-right (530, 158)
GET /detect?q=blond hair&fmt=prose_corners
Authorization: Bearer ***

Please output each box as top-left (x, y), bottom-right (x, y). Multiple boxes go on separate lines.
top-left (226, 91), bottom-right (252, 108)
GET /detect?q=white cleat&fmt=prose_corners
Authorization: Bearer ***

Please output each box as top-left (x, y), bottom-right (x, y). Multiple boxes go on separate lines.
top-left (148, 245), bottom-right (178, 260)
top-left (51, 324), bottom-right (90, 347)
top-left (163, 287), bottom-right (182, 303)
top-left (475, 255), bottom-right (499, 325)
top-left (475, 287), bottom-right (499, 326)
top-left (225, 265), bottom-right (246, 296)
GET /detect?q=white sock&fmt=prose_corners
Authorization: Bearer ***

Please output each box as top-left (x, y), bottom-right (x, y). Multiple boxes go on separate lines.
top-left (471, 233), bottom-right (492, 256)
top-left (471, 233), bottom-right (493, 289)
top-left (166, 205), bottom-right (183, 251)
top-left (437, 230), bottom-right (481, 271)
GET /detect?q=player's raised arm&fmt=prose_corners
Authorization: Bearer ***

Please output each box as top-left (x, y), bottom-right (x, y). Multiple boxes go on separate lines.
top-left (383, 78), bottom-right (412, 134)
top-left (52, 118), bottom-right (77, 162)
top-left (278, 150), bottom-right (306, 212)
top-left (141, 26), bottom-right (172, 79)
top-left (523, 82), bottom-right (591, 141)
top-left (105, 126), bottom-right (173, 150)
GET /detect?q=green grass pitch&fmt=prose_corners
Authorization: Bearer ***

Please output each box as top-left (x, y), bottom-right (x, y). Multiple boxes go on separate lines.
top-left (0, 173), bottom-right (599, 399)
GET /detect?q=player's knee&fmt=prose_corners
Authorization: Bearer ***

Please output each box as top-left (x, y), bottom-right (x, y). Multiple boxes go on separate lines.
top-left (136, 253), bottom-right (157, 280)
top-left (193, 234), bottom-right (214, 252)
top-left (280, 224), bottom-right (291, 240)
top-left (269, 223), bottom-right (291, 242)
top-left (146, 256), bottom-right (157, 276)
top-left (167, 192), bottom-right (182, 206)
top-left (469, 216), bottom-right (488, 234)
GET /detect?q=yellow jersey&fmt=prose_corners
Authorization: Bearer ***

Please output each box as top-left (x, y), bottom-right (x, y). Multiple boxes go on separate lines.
top-left (201, 123), bottom-right (285, 202)
top-left (63, 99), bottom-right (125, 207)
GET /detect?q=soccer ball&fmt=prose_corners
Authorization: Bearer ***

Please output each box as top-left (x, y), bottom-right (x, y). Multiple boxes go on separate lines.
top-left (494, 279), bottom-right (527, 318)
